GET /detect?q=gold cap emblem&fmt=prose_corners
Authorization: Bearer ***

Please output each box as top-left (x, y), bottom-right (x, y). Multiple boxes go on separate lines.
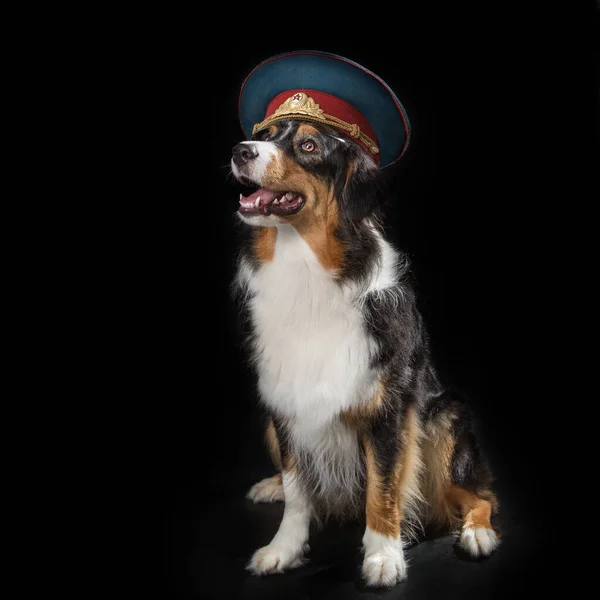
top-left (289, 92), bottom-right (307, 107)
top-left (270, 93), bottom-right (326, 120)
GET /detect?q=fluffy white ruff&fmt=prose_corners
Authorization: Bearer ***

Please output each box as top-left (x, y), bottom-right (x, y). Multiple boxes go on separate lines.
top-left (246, 475), bottom-right (284, 503)
top-left (361, 528), bottom-right (408, 587)
top-left (459, 526), bottom-right (499, 557)
top-left (247, 472), bottom-right (311, 575)
top-left (240, 224), bottom-right (379, 423)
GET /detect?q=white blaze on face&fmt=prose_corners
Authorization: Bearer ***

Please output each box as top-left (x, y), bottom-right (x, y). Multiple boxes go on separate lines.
top-left (230, 140), bottom-right (280, 184)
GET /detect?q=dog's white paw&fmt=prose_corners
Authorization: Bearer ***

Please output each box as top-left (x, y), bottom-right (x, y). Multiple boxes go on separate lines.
top-left (460, 526), bottom-right (499, 558)
top-left (246, 475), bottom-right (284, 503)
top-left (361, 528), bottom-right (407, 587)
top-left (362, 549), bottom-right (407, 587)
top-left (246, 544), bottom-right (307, 575)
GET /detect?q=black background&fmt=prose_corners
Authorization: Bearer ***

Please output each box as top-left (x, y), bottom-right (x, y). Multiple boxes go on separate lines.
top-left (105, 6), bottom-right (598, 599)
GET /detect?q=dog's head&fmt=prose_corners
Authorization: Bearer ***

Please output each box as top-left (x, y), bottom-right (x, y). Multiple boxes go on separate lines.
top-left (231, 119), bottom-right (384, 228)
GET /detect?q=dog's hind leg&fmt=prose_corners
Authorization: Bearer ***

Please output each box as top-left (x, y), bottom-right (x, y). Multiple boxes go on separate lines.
top-left (422, 393), bottom-right (500, 557)
top-left (447, 485), bottom-right (499, 557)
top-left (246, 419), bottom-right (284, 503)
top-left (247, 473), bottom-right (284, 503)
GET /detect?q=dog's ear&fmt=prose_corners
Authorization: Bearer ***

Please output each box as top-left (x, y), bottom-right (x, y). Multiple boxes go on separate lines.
top-left (336, 153), bottom-right (385, 221)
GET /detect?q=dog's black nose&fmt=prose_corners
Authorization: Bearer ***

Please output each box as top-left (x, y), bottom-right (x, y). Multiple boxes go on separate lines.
top-left (232, 143), bottom-right (258, 166)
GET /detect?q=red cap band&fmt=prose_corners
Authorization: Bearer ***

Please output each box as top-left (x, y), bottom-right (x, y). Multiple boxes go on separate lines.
top-left (262, 89), bottom-right (380, 163)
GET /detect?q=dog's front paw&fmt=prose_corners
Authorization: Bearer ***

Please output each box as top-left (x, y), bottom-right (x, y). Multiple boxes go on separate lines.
top-left (246, 475), bottom-right (284, 503)
top-left (246, 544), bottom-right (307, 575)
top-left (459, 526), bottom-right (499, 558)
top-left (362, 550), bottom-right (407, 588)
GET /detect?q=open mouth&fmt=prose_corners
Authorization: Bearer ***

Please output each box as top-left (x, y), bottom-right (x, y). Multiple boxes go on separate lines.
top-left (238, 188), bottom-right (306, 217)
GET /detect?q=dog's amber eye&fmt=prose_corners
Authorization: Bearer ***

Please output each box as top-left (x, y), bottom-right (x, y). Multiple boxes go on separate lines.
top-left (302, 140), bottom-right (316, 152)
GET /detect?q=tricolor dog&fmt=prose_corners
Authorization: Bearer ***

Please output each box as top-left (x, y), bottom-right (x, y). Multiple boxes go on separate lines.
top-left (230, 52), bottom-right (499, 588)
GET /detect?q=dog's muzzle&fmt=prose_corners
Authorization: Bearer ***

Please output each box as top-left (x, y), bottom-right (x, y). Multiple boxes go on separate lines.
top-left (231, 140), bottom-right (307, 218)
top-left (232, 143), bottom-right (258, 167)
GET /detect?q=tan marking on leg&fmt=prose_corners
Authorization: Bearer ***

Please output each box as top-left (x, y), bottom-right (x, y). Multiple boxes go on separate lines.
top-left (363, 406), bottom-right (424, 539)
top-left (364, 440), bottom-right (399, 537)
top-left (421, 414), bottom-right (461, 528)
top-left (282, 449), bottom-right (297, 474)
top-left (446, 485), bottom-right (497, 530)
top-left (265, 419), bottom-right (282, 471)
top-left (421, 411), bottom-right (499, 532)
top-left (395, 407), bottom-right (424, 529)
top-left (266, 417), bottom-right (296, 475)
top-left (479, 489), bottom-right (500, 515)
top-left (449, 484), bottom-right (499, 556)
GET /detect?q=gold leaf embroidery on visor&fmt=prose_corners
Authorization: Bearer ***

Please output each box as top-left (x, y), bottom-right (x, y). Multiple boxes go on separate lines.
top-left (252, 93), bottom-right (379, 155)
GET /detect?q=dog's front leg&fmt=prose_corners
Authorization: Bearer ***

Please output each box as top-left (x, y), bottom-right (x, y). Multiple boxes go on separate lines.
top-left (361, 405), bottom-right (420, 587)
top-left (246, 467), bottom-right (312, 575)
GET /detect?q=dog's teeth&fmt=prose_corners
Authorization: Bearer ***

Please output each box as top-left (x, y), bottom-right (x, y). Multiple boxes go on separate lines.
top-left (255, 197), bottom-right (261, 208)
top-left (240, 194), bottom-right (243, 201)
top-left (285, 192), bottom-right (294, 200)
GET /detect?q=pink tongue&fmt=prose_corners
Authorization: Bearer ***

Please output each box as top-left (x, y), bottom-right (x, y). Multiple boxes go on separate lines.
top-left (242, 188), bottom-right (279, 205)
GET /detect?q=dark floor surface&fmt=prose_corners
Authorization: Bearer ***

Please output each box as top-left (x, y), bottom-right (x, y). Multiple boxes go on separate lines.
top-left (164, 409), bottom-right (558, 600)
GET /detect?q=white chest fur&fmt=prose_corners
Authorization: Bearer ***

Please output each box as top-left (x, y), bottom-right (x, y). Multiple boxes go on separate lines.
top-left (237, 224), bottom-right (402, 508)
top-left (242, 225), bottom-right (377, 436)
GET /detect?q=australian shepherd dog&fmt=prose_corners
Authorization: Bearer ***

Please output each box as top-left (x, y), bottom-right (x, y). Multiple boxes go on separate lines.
top-left (230, 119), bottom-right (499, 587)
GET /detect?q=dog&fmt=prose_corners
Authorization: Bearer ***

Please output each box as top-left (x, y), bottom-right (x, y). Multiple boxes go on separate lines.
top-left (230, 117), bottom-right (499, 588)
